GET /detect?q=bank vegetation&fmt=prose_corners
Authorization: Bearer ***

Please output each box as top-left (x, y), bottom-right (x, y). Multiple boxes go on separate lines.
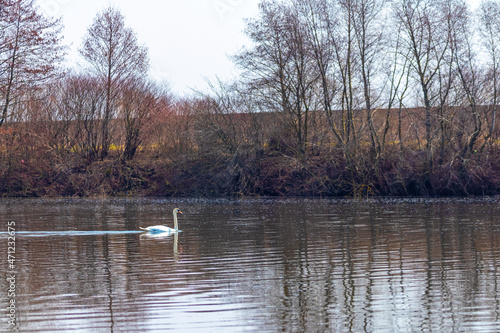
top-left (2, 0), bottom-right (500, 197)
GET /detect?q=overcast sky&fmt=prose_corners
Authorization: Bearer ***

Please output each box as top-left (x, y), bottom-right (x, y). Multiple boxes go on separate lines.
top-left (36, 0), bottom-right (261, 95)
top-left (37, 0), bottom-right (481, 96)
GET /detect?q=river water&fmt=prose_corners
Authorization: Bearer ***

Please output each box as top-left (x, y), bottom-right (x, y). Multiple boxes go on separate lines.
top-left (0, 197), bottom-right (499, 332)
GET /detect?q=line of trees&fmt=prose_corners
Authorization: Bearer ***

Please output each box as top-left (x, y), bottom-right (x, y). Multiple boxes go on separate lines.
top-left (1, 3), bottom-right (168, 162)
top-left (235, 0), bottom-right (500, 174)
top-left (2, 0), bottom-right (500, 197)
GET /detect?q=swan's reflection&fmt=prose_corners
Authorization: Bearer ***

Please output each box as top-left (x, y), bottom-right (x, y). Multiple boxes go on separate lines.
top-left (140, 232), bottom-right (180, 262)
top-left (173, 232), bottom-right (179, 262)
top-left (140, 232), bottom-right (172, 239)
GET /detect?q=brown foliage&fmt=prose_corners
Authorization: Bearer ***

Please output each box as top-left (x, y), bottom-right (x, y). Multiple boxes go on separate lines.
top-left (0, 0), bottom-right (64, 126)
top-left (4, 0), bottom-right (500, 198)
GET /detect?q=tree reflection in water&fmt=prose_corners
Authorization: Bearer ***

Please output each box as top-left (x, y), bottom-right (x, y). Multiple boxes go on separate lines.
top-left (1, 198), bottom-right (499, 332)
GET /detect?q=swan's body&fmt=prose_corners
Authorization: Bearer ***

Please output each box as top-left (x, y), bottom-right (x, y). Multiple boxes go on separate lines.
top-left (140, 225), bottom-right (176, 233)
top-left (140, 208), bottom-right (182, 234)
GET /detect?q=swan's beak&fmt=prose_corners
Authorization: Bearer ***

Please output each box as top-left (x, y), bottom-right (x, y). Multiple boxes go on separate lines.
top-left (178, 210), bottom-right (183, 214)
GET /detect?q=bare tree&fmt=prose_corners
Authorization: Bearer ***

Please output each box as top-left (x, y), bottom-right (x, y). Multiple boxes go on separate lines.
top-left (331, 0), bottom-right (359, 152)
top-left (34, 80), bottom-right (76, 158)
top-left (119, 79), bottom-right (166, 160)
top-left (351, 0), bottom-right (386, 158)
top-left (449, 0), bottom-right (482, 157)
top-left (301, 0), bottom-right (338, 141)
top-left (80, 7), bottom-right (149, 159)
top-left (0, 0), bottom-right (64, 126)
top-left (302, 0), bottom-right (365, 161)
top-left (393, 0), bottom-right (453, 173)
top-left (381, 21), bottom-right (411, 153)
top-left (479, 0), bottom-right (500, 149)
top-left (235, 0), bottom-right (317, 155)
top-left (61, 74), bottom-right (105, 162)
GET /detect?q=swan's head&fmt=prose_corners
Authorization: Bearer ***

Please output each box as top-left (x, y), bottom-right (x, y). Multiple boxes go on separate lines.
top-left (173, 208), bottom-right (183, 215)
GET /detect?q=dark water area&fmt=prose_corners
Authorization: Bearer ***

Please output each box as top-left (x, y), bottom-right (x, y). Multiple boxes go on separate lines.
top-left (0, 197), bottom-right (499, 332)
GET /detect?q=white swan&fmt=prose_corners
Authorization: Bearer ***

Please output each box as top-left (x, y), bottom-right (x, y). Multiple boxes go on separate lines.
top-left (140, 208), bottom-right (182, 234)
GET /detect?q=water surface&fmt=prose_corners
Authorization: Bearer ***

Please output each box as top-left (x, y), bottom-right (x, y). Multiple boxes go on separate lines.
top-left (1, 197), bottom-right (499, 332)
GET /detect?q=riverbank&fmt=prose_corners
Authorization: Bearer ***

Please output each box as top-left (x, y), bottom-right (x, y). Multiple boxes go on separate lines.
top-left (2, 145), bottom-right (500, 198)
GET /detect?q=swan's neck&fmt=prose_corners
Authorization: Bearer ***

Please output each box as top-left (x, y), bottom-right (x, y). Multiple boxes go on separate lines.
top-left (173, 212), bottom-right (178, 230)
